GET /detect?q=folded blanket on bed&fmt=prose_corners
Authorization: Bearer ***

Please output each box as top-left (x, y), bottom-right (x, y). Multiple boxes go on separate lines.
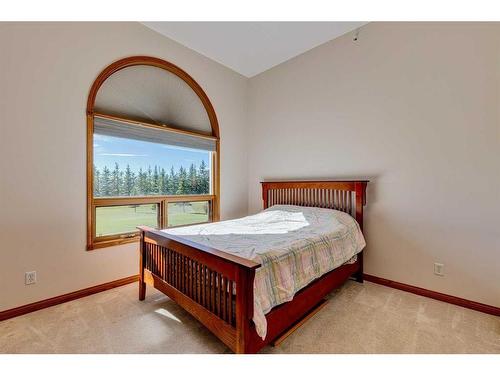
top-left (163, 204), bottom-right (366, 339)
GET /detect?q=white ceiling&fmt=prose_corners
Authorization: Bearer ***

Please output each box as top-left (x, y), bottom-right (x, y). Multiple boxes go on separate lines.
top-left (143, 22), bottom-right (367, 77)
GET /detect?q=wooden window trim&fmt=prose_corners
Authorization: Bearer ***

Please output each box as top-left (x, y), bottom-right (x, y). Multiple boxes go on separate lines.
top-left (90, 195), bottom-right (214, 250)
top-left (87, 56), bottom-right (220, 250)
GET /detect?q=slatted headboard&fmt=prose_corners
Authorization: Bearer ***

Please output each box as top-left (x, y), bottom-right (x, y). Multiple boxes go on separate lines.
top-left (261, 180), bottom-right (368, 230)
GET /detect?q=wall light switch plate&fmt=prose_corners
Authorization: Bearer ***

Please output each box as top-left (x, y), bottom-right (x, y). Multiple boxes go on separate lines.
top-left (25, 271), bottom-right (37, 285)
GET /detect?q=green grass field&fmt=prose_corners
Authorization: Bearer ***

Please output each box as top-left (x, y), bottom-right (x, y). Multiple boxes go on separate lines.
top-left (96, 202), bottom-right (209, 237)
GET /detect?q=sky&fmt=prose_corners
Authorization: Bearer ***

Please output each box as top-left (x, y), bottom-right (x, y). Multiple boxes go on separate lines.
top-left (93, 134), bottom-right (210, 172)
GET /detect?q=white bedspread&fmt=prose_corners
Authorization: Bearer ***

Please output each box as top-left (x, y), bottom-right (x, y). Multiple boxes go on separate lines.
top-left (163, 205), bottom-right (366, 339)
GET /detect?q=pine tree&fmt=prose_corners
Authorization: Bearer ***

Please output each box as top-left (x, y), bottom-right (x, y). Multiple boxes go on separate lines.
top-left (137, 168), bottom-right (147, 195)
top-left (123, 164), bottom-right (135, 196)
top-left (176, 166), bottom-right (187, 195)
top-left (198, 160), bottom-right (209, 194)
top-left (93, 165), bottom-right (101, 197)
top-left (111, 162), bottom-right (121, 196)
top-left (159, 168), bottom-right (167, 195)
top-left (146, 166), bottom-right (153, 195)
top-left (152, 166), bottom-right (160, 194)
top-left (100, 166), bottom-right (112, 196)
top-left (168, 166), bottom-right (176, 195)
top-left (188, 163), bottom-right (197, 194)
top-left (94, 160), bottom-right (210, 198)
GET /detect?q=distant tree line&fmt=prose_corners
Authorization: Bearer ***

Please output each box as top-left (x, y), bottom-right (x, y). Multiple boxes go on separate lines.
top-left (93, 161), bottom-right (209, 197)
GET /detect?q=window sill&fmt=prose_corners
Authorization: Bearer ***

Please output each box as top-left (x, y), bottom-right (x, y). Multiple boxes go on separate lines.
top-left (87, 216), bottom-right (218, 250)
top-left (87, 236), bottom-right (139, 251)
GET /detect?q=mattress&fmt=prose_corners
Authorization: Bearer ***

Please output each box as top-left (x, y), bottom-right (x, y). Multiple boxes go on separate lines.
top-left (163, 204), bottom-right (366, 339)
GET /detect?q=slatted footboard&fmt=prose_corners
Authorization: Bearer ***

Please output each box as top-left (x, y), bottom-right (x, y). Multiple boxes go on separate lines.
top-left (138, 226), bottom-right (260, 353)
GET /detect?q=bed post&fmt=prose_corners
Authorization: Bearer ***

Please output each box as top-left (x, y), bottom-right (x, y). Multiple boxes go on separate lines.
top-left (138, 229), bottom-right (146, 301)
top-left (235, 267), bottom-right (256, 354)
top-left (262, 183), bottom-right (269, 209)
top-left (354, 182), bottom-right (367, 283)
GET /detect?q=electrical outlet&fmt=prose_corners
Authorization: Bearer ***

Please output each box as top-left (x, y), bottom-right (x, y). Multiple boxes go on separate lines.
top-left (434, 263), bottom-right (444, 276)
top-left (25, 271), bottom-right (37, 285)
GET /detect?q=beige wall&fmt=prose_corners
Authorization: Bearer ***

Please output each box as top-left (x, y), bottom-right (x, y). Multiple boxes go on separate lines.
top-left (247, 23), bottom-right (500, 307)
top-left (0, 22), bottom-right (249, 310)
top-left (1, 22), bottom-right (499, 312)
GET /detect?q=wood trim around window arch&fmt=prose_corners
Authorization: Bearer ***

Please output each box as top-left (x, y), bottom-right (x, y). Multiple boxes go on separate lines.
top-left (86, 56), bottom-right (221, 250)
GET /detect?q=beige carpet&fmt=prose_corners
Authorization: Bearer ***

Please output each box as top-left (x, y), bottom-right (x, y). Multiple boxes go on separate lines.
top-left (1, 280), bottom-right (498, 354)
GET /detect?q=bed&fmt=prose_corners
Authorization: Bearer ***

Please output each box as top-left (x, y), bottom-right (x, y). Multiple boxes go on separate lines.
top-left (138, 180), bottom-right (368, 353)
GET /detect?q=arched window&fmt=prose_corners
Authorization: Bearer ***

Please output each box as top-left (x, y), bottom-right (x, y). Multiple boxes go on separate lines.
top-left (87, 56), bottom-right (220, 250)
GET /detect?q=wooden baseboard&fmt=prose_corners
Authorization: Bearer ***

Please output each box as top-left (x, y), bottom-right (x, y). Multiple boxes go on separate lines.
top-left (364, 274), bottom-right (500, 316)
top-left (3, 273), bottom-right (497, 323)
top-left (0, 275), bottom-right (139, 321)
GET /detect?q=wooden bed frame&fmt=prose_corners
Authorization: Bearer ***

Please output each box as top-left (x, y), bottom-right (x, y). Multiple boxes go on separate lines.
top-left (138, 180), bottom-right (368, 353)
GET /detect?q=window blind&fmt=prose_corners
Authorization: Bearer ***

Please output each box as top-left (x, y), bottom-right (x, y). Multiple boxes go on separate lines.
top-left (94, 65), bottom-right (212, 135)
top-left (94, 116), bottom-right (216, 152)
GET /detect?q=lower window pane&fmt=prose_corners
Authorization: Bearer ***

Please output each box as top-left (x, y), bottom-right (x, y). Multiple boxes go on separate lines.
top-left (96, 204), bottom-right (159, 237)
top-left (167, 201), bottom-right (210, 227)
